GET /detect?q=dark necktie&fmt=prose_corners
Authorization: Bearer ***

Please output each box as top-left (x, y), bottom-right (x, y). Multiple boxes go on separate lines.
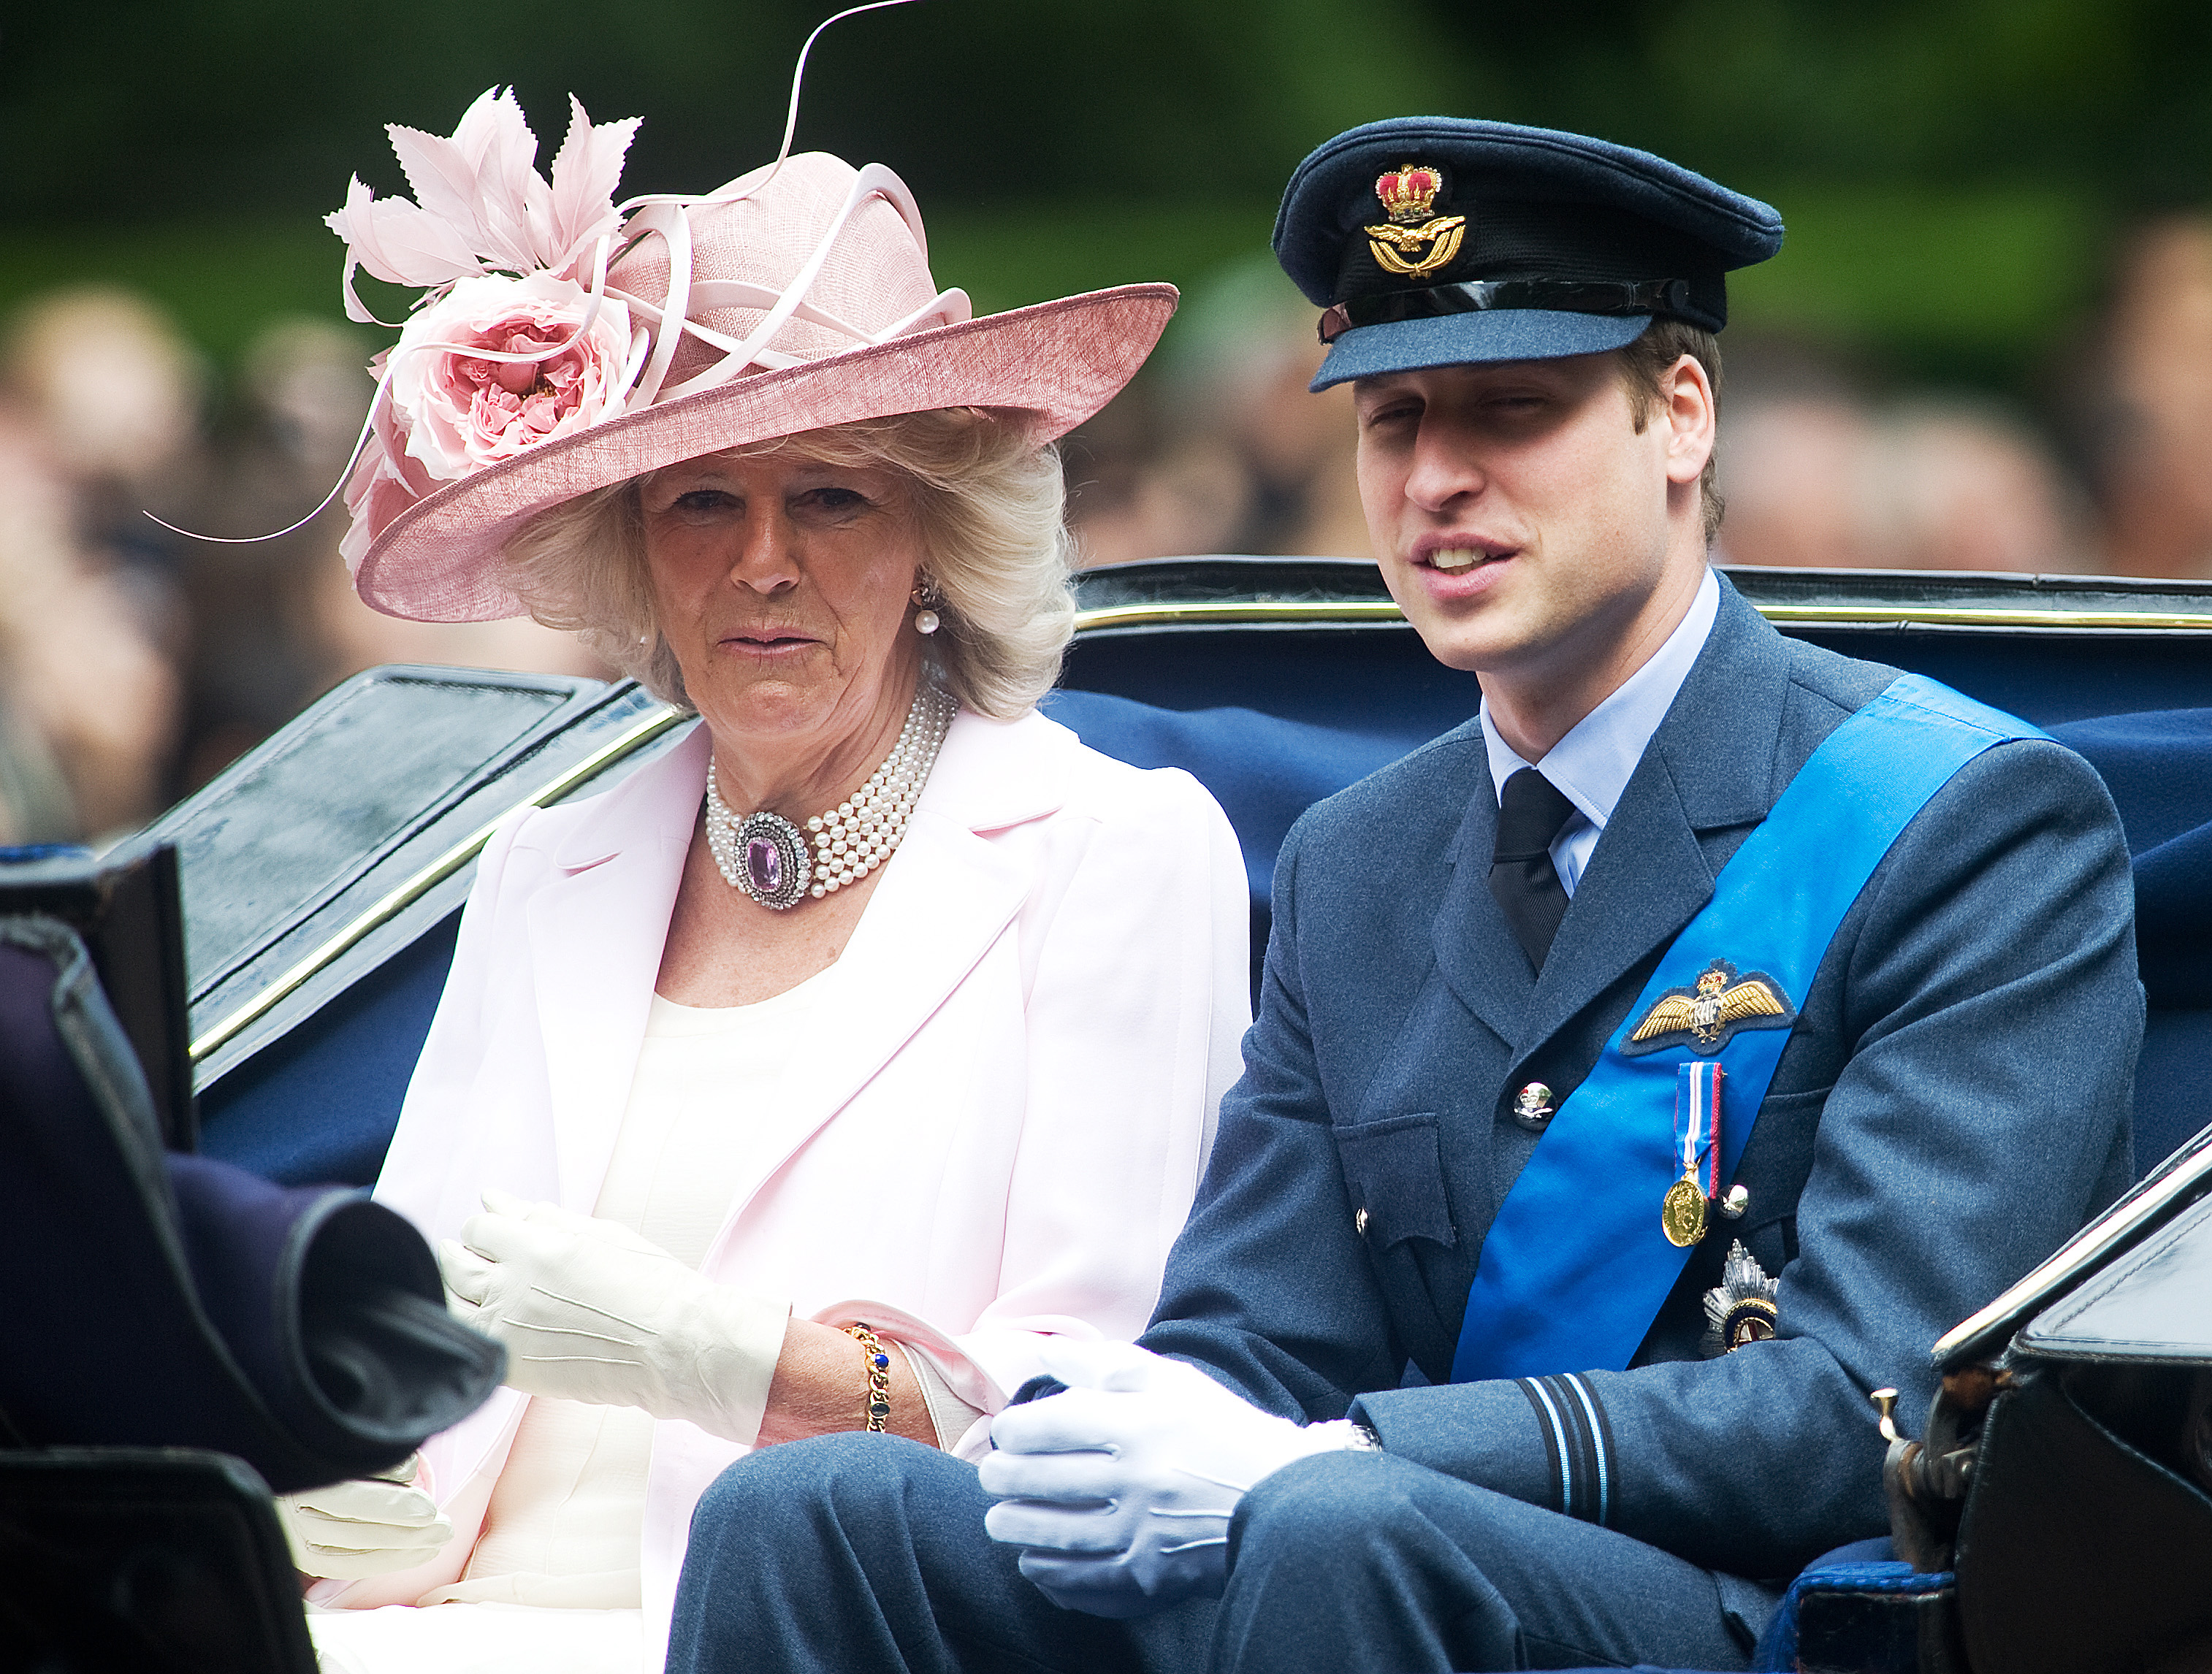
top-left (1490, 768), bottom-right (1578, 971)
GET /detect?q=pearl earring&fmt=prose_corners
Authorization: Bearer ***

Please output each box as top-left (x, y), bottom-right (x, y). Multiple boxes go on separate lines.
top-left (912, 580), bottom-right (942, 636)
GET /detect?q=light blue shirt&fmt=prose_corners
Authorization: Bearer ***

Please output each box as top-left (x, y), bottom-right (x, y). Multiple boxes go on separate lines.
top-left (1481, 566), bottom-right (1721, 897)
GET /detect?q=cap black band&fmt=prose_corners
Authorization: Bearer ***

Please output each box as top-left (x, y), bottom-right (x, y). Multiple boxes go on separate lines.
top-left (1319, 278), bottom-right (1693, 344)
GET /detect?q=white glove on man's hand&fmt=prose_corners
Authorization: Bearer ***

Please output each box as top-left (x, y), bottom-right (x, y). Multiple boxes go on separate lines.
top-left (978, 1339), bottom-right (1352, 1618)
top-left (438, 1190), bottom-right (789, 1445)
top-left (277, 1455), bottom-right (452, 1580)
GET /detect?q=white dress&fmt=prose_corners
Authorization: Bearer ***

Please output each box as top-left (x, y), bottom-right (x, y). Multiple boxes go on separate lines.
top-left (310, 972), bottom-right (983, 1671)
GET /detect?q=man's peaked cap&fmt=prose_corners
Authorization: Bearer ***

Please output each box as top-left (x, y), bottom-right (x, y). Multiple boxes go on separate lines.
top-left (1275, 118), bottom-right (1785, 389)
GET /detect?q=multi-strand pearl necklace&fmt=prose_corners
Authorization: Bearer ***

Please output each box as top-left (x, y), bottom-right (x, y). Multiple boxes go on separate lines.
top-left (703, 682), bottom-right (956, 911)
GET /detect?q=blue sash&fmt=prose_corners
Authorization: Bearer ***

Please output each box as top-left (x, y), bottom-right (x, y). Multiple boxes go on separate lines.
top-left (1450, 674), bottom-right (2044, 1384)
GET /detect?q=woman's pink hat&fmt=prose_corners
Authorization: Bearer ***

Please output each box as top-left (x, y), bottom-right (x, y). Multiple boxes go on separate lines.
top-left (327, 90), bottom-right (1175, 622)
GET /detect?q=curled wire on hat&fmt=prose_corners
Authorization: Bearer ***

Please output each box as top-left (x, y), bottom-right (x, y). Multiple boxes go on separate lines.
top-left (150, 0), bottom-right (935, 549)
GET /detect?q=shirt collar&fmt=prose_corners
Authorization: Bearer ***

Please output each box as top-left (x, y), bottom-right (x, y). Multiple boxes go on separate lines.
top-left (1481, 565), bottom-right (1722, 831)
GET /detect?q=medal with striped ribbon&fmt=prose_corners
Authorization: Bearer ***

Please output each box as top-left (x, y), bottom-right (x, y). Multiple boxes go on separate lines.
top-left (1660, 1060), bottom-right (1723, 1248)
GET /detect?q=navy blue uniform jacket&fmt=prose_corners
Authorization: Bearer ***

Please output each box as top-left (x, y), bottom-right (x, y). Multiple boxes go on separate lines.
top-left (1142, 578), bottom-right (2141, 1580)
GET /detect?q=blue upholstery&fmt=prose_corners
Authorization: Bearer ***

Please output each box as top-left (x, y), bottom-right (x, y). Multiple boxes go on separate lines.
top-left (2127, 1012), bottom-right (2212, 1172)
top-left (199, 916), bottom-right (458, 1187)
top-left (2048, 711), bottom-right (2212, 1168)
top-left (2048, 709), bottom-right (2212, 1000)
top-left (1041, 689), bottom-right (1416, 998)
top-left (1748, 1539), bottom-right (1910, 1671)
top-left (1059, 619), bottom-right (2212, 739)
top-left (1040, 690), bottom-right (1420, 906)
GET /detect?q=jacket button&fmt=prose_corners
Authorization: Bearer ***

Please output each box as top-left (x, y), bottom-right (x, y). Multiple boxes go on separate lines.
top-left (1511, 1082), bottom-right (1555, 1132)
top-left (1355, 1207), bottom-right (1370, 1237)
top-left (1719, 1185), bottom-right (1750, 1218)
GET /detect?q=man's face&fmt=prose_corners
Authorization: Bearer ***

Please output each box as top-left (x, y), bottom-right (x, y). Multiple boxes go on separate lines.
top-left (1353, 354), bottom-right (1689, 680)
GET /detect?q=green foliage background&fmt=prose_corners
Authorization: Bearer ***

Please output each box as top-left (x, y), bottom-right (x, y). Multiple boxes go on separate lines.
top-left (1, 0), bottom-right (2205, 391)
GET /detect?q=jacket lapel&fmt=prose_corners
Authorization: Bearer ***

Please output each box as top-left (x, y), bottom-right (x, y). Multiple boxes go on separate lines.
top-left (529, 723), bottom-right (706, 1212)
top-left (1509, 581), bottom-right (1793, 1065)
top-left (701, 711), bottom-right (1067, 1254)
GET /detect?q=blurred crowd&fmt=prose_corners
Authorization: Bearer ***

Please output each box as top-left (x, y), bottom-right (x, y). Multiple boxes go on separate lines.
top-left (0, 291), bottom-right (604, 846)
top-left (1711, 218), bottom-right (2212, 578)
top-left (2, 213), bottom-right (2210, 842)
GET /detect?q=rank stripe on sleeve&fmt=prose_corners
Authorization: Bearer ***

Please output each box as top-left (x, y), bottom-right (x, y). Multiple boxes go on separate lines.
top-left (1517, 1377), bottom-right (1570, 1516)
top-left (1516, 1372), bottom-right (1617, 1526)
top-left (1560, 1373), bottom-right (1617, 1526)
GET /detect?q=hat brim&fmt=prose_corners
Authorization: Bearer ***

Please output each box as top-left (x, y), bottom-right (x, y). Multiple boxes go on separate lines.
top-left (353, 283), bottom-right (1178, 622)
top-left (1311, 310), bottom-right (1652, 392)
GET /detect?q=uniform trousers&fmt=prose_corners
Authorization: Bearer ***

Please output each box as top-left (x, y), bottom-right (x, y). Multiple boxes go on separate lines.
top-left (665, 1434), bottom-right (1772, 1673)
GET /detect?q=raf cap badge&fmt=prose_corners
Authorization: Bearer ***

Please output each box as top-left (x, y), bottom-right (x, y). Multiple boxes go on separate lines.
top-left (1363, 164), bottom-right (1466, 279)
top-left (1623, 959), bottom-right (1796, 1057)
top-left (1702, 1239), bottom-right (1780, 1356)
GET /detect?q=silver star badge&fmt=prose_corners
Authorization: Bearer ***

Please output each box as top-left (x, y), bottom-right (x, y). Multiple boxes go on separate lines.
top-left (1702, 1239), bottom-right (1780, 1356)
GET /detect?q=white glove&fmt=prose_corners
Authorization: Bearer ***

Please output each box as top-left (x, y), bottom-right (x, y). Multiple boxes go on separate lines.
top-left (438, 1190), bottom-right (789, 1445)
top-left (978, 1339), bottom-right (1352, 1618)
top-left (277, 1455), bottom-right (453, 1580)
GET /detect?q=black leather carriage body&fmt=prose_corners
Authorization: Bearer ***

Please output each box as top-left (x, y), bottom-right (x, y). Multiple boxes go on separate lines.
top-left (1838, 1124), bottom-right (2212, 1674)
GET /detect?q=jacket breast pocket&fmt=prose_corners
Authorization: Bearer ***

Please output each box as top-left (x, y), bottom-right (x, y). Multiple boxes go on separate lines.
top-left (1734, 1083), bottom-right (1829, 1275)
top-left (1335, 1113), bottom-right (1457, 1250)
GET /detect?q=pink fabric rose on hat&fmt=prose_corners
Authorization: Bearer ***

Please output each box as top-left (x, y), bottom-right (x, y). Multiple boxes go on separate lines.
top-left (390, 274), bottom-right (635, 479)
top-left (339, 275), bottom-right (633, 572)
top-left (325, 88), bottom-right (646, 577)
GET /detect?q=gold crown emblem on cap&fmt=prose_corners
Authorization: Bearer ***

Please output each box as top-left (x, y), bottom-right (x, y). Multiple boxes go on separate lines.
top-left (1365, 163), bottom-right (1465, 279)
top-left (1375, 165), bottom-right (1445, 224)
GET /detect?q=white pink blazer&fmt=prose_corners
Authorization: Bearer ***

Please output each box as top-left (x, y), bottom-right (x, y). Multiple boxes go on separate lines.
top-left (329, 706), bottom-right (1251, 1654)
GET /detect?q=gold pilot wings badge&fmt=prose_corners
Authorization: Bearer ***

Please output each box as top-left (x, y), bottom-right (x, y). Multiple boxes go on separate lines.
top-left (1620, 959), bottom-right (1797, 1057)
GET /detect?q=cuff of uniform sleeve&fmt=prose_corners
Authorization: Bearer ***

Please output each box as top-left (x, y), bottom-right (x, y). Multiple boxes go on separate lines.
top-left (1351, 1375), bottom-right (1587, 1521)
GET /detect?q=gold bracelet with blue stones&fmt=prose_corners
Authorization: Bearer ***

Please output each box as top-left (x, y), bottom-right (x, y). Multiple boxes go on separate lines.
top-left (843, 1323), bottom-right (893, 1432)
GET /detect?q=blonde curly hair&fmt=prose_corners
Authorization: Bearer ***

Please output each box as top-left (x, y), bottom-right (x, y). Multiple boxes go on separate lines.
top-left (500, 408), bottom-right (1075, 720)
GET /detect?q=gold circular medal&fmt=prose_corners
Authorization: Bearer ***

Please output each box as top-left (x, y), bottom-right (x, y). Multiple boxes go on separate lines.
top-left (1661, 1177), bottom-right (1709, 1248)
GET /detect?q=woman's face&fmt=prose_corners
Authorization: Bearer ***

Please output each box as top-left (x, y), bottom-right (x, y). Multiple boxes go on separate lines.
top-left (639, 448), bottom-right (926, 754)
